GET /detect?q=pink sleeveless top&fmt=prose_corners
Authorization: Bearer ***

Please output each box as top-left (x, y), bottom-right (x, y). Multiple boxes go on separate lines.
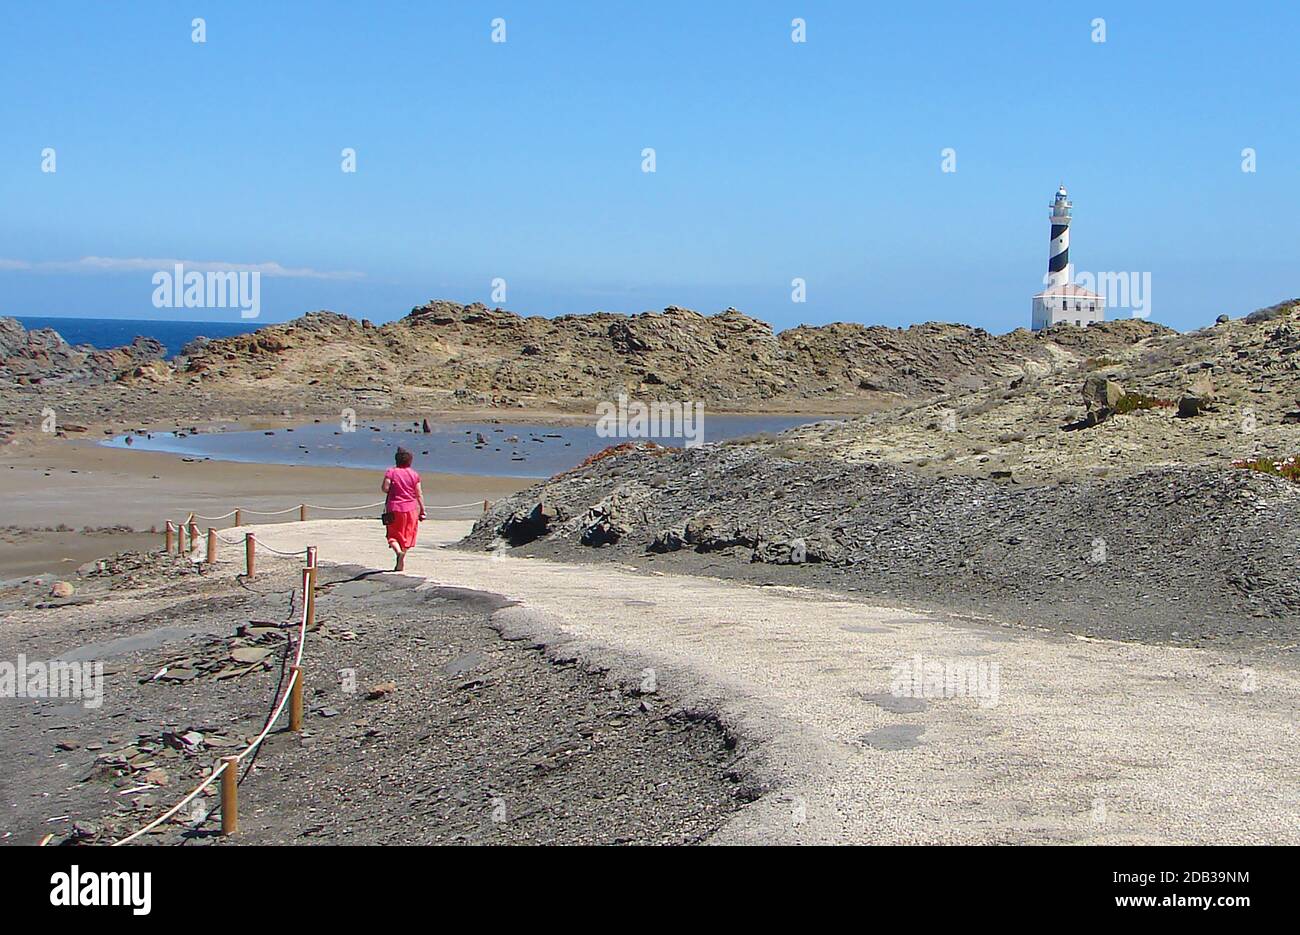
top-left (384, 467), bottom-right (421, 512)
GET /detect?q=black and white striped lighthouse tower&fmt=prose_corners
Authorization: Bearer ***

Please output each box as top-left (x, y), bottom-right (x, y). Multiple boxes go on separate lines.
top-left (1031, 184), bottom-right (1104, 329)
top-left (1047, 184), bottom-right (1072, 289)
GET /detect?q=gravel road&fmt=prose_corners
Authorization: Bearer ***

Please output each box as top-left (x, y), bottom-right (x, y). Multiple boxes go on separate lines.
top-left (242, 519), bottom-right (1300, 845)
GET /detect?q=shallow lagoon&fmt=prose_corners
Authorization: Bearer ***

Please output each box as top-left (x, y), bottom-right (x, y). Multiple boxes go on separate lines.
top-left (101, 415), bottom-right (826, 479)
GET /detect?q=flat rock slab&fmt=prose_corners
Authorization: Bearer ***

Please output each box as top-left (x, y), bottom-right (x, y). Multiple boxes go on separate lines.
top-left (858, 692), bottom-right (929, 714)
top-left (860, 724), bottom-right (925, 750)
top-left (442, 651), bottom-right (488, 677)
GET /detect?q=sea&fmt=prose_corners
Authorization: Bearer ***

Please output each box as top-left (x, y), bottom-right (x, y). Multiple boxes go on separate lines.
top-left (13, 316), bottom-right (261, 358)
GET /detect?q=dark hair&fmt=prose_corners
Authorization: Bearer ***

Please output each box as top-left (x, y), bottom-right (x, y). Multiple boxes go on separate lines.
top-left (394, 447), bottom-right (413, 468)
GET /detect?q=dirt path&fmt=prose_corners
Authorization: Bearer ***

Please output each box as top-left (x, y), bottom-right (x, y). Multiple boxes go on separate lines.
top-left (243, 518), bottom-right (1300, 845)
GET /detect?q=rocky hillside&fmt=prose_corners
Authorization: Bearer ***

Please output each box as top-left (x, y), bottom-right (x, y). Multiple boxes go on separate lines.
top-left (779, 297), bottom-right (1300, 482)
top-left (461, 442), bottom-right (1300, 652)
top-left (176, 300), bottom-right (1170, 410)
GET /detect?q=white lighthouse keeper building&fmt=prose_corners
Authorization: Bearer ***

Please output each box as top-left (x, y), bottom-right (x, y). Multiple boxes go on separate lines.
top-left (1031, 185), bottom-right (1105, 330)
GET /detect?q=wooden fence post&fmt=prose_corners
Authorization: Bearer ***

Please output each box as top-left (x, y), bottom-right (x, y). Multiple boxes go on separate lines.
top-left (304, 559), bottom-right (317, 629)
top-left (245, 533), bottom-right (255, 578)
top-left (220, 757), bottom-right (239, 835)
top-left (299, 504), bottom-right (307, 522)
top-left (289, 666), bottom-right (304, 732)
top-left (164, 521), bottom-right (174, 553)
top-left (234, 508), bottom-right (242, 527)
top-left (206, 528), bottom-right (217, 564)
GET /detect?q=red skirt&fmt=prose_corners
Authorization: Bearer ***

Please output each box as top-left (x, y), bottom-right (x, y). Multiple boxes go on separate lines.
top-left (385, 509), bottom-right (420, 551)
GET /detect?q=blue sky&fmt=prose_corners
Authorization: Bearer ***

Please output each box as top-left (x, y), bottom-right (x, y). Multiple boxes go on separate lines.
top-left (1, 1), bottom-right (1296, 332)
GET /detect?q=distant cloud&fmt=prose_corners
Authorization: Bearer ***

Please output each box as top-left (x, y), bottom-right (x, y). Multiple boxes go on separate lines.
top-left (0, 256), bottom-right (364, 280)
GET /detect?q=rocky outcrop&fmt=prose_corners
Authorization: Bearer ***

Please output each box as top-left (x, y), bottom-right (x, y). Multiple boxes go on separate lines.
top-left (0, 318), bottom-right (166, 385)
top-left (177, 301), bottom-right (1172, 409)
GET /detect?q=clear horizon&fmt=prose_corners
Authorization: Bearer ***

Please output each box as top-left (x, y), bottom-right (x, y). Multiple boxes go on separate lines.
top-left (3, 1), bottom-right (1297, 333)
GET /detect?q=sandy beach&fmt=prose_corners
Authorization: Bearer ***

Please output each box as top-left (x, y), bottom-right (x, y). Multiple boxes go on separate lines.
top-left (0, 435), bottom-right (527, 578)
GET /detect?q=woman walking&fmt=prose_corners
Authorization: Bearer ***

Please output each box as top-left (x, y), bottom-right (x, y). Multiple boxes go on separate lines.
top-left (381, 447), bottom-right (426, 571)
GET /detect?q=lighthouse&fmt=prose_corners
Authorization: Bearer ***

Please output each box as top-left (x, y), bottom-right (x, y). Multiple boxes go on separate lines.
top-left (1031, 185), bottom-right (1105, 330)
top-left (1046, 185), bottom-right (1071, 290)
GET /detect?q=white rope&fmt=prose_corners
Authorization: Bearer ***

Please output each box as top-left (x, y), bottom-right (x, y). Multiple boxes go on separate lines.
top-left (302, 500), bottom-right (385, 511)
top-left (214, 531), bottom-right (244, 545)
top-left (257, 541), bottom-right (309, 557)
top-left (112, 570), bottom-right (311, 846)
top-left (178, 499), bottom-right (492, 530)
top-left (237, 668), bottom-right (300, 763)
top-left (111, 762), bottom-right (229, 846)
top-left (304, 500), bottom-right (488, 511)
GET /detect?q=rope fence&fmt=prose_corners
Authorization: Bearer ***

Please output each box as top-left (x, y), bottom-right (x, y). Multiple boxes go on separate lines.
top-left (110, 562), bottom-right (313, 845)
top-left (47, 494), bottom-right (501, 845)
top-left (185, 498), bottom-right (492, 527)
top-left (163, 496), bottom-right (498, 574)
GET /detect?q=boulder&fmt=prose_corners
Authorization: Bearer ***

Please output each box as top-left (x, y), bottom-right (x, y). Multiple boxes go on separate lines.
top-left (1083, 374), bottom-right (1124, 409)
top-left (750, 533), bottom-right (842, 565)
top-left (1082, 375), bottom-right (1124, 426)
top-left (1178, 376), bottom-right (1216, 418)
top-left (118, 360), bottom-right (172, 384)
top-left (803, 532), bottom-right (843, 564)
top-left (648, 528), bottom-right (686, 553)
top-left (49, 580), bottom-right (74, 598)
top-left (499, 498), bottom-right (563, 545)
top-left (683, 515), bottom-right (756, 552)
top-left (580, 506), bottom-right (629, 547)
top-left (751, 537), bottom-right (808, 565)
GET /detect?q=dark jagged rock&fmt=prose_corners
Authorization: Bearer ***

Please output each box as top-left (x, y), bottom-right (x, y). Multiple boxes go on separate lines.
top-left (500, 499), bottom-right (563, 546)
